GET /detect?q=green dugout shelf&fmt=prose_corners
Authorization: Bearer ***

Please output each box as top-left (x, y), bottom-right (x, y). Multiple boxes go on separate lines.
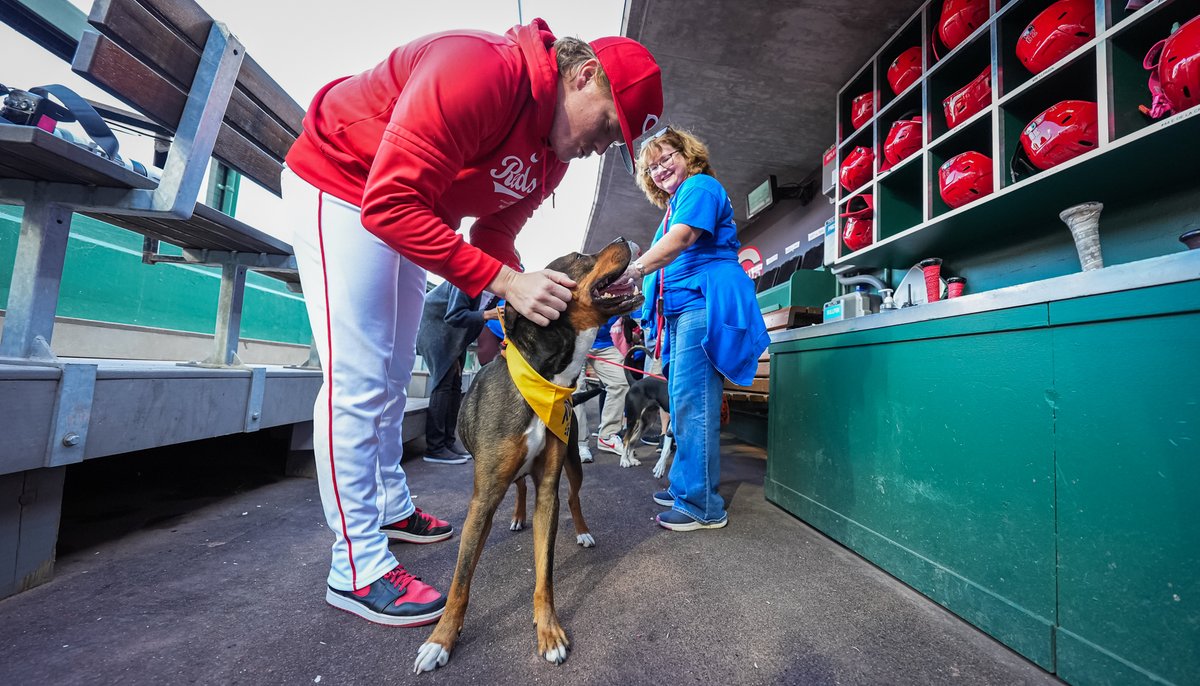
top-left (766, 250), bottom-right (1199, 686)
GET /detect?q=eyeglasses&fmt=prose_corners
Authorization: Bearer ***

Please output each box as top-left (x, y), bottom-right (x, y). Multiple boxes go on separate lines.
top-left (647, 150), bottom-right (680, 175)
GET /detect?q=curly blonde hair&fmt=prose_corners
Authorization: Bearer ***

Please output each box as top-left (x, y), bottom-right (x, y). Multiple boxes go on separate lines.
top-left (635, 127), bottom-right (715, 209)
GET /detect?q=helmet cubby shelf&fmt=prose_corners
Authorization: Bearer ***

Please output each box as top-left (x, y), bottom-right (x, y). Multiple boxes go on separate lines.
top-left (999, 48), bottom-right (1099, 186)
top-left (995, 0), bottom-right (1098, 98)
top-left (829, 0), bottom-right (1200, 271)
top-left (930, 114), bottom-right (994, 218)
top-left (928, 30), bottom-right (994, 140)
top-left (876, 89), bottom-right (924, 172)
top-left (1107, 0), bottom-right (1200, 139)
top-left (877, 156), bottom-right (925, 242)
top-left (878, 13), bottom-right (927, 113)
top-left (877, 81), bottom-right (924, 123)
top-left (1108, 0), bottom-right (1174, 30)
top-left (839, 120), bottom-right (874, 153)
top-left (837, 62), bottom-right (877, 145)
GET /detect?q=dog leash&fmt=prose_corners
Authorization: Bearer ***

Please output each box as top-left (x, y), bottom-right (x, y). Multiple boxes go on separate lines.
top-left (652, 204), bottom-right (670, 360)
top-left (585, 353), bottom-right (666, 382)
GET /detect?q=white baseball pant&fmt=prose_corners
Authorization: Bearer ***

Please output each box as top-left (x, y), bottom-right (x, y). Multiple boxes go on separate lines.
top-left (284, 168), bottom-right (426, 592)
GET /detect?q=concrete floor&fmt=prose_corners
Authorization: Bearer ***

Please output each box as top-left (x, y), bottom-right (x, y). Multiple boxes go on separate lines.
top-left (0, 431), bottom-right (1063, 685)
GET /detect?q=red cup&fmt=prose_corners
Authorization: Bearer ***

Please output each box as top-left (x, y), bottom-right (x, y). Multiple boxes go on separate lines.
top-left (919, 258), bottom-right (943, 302)
top-left (947, 277), bottom-right (966, 298)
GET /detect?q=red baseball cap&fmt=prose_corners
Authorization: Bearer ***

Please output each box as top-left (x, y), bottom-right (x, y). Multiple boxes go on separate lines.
top-left (590, 36), bottom-right (664, 174)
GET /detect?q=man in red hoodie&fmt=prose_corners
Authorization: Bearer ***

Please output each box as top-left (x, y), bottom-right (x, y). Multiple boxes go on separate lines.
top-left (282, 19), bottom-right (663, 628)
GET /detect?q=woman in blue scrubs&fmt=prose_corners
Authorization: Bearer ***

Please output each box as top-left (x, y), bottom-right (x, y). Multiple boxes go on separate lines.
top-left (626, 128), bottom-right (770, 531)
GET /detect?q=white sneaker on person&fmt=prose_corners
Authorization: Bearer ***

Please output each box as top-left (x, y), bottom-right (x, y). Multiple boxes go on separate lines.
top-left (578, 444), bottom-right (594, 463)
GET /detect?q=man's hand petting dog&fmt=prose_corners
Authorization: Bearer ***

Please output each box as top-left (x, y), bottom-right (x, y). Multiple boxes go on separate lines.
top-left (489, 264), bottom-right (575, 326)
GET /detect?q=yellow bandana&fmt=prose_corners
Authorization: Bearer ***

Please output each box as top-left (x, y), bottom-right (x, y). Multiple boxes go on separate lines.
top-left (499, 310), bottom-right (574, 443)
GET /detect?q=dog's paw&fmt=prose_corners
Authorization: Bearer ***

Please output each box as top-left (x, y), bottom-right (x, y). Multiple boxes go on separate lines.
top-left (413, 642), bottom-right (450, 673)
top-left (576, 533), bottom-right (595, 547)
top-left (510, 519), bottom-right (525, 532)
top-left (619, 455), bottom-right (641, 468)
top-left (544, 643), bottom-right (569, 665)
top-left (652, 459), bottom-right (668, 479)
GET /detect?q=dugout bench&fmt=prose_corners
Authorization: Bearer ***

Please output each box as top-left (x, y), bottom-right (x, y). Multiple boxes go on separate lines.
top-left (0, 0), bottom-right (325, 599)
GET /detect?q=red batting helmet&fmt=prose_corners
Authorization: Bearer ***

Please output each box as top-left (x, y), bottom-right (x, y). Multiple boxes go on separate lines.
top-left (883, 113), bottom-right (923, 168)
top-left (1143, 16), bottom-right (1200, 118)
top-left (939, 150), bottom-right (993, 209)
top-left (939, 0), bottom-right (989, 51)
top-left (840, 195), bottom-right (875, 253)
top-left (1013, 100), bottom-right (1099, 177)
top-left (850, 91), bottom-right (877, 129)
top-left (887, 47), bottom-right (923, 95)
top-left (943, 67), bottom-right (992, 130)
top-left (1016, 0), bottom-right (1096, 75)
top-left (839, 146), bottom-right (875, 192)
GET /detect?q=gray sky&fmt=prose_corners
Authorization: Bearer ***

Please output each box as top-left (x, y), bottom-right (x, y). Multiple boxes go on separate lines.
top-left (19, 0), bottom-right (632, 274)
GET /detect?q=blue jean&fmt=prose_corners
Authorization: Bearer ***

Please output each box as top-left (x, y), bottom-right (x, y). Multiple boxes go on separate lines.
top-left (666, 307), bottom-right (726, 523)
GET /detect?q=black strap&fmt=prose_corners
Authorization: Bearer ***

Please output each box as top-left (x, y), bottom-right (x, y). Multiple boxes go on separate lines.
top-left (1009, 146), bottom-right (1039, 183)
top-left (30, 84), bottom-right (119, 160)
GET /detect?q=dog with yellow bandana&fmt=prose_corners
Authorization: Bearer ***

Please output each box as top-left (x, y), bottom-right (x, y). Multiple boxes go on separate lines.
top-left (414, 238), bottom-right (644, 673)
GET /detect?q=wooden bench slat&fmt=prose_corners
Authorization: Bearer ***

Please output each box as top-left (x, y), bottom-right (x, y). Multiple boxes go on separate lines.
top-left (724, 377), bottom-right (770, 394)
top-left (0, 124), bottom-right (157, 189)
top-left (123, 0), bottom-right (302, 130)
top-left (73, 33), bottom-right (284, 195)
top-left (93, 0), bottom-right (302, 142)
top-left (85, 202), bottom-right (290, 255)
top-left (755, 360), bottom-right (770, 378)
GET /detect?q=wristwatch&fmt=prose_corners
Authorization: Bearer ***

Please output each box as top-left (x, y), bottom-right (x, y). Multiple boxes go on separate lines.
top-left (632, 260), bottom-right (647, 277)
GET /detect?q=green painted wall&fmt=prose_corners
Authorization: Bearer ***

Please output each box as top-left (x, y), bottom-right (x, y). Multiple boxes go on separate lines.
top-left (766, 278), bottom-right (1200, 684)
top-left (0, 206), bottom-right (310, 344)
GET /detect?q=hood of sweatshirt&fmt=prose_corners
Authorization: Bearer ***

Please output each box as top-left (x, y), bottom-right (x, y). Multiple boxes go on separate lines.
top-left (507, 18), bottom-right (559, 144)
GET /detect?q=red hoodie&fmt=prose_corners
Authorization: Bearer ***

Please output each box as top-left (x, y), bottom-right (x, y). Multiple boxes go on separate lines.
top-left (285, 20), bottom-right (569, 296)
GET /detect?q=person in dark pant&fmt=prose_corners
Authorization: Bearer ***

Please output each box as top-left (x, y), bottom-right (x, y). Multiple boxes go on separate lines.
top-left (416, 281), bottom-right (500, 464)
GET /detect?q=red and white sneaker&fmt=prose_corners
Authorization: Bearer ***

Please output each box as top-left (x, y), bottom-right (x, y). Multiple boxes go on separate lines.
top-left (325, 565), bottom-right (445, 627)
top-left (597, 433), bottom-right (625, 454)
top-left (381, 508), bottom-right (453, 544)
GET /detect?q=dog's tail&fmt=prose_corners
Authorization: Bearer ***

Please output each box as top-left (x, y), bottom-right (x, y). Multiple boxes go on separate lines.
top-left (570, 385), bottom-right (604, 406)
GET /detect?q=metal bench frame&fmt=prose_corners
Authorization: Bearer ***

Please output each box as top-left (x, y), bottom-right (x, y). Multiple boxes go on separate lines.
top-left (0, 20), bottom-right (256, 366)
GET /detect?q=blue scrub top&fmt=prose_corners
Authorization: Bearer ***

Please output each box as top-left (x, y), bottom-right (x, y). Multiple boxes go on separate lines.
top-left (658, 174), bottom-right (740, 316)
top-left (640, 173), bottom-right (769, 386)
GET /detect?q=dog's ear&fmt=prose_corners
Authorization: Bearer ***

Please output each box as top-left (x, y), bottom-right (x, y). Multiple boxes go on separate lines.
top-left (503, 302), bottom-right (521, 331)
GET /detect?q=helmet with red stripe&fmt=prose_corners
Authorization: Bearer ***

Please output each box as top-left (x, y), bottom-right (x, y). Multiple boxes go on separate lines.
top-left (1012, 100), bottom-right (1099, 179)
top-left (938, 150), bottom-right (993, 209)
top-left (939, 0), bottom-right (989, 51)
top-left (840, 195), bottom-right (875, 252)
top-left (1016, 0), bottom-right (1096, 75)
top-left (887, 47), bottom-right (923, 95)
top-left (839, 146), bottom-right (875, 192)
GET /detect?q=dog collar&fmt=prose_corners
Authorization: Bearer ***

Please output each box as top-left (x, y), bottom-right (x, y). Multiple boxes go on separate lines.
top-left (498, 307), bottom-right (574, 444)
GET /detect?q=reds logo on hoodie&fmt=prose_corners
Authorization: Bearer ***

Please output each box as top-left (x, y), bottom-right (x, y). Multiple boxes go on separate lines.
top-left (491, 153), bottom-right (540, 206)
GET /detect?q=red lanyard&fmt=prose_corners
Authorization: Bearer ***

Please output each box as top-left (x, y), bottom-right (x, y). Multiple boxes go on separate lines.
top-left (653, 204), bottom-right (671, 359)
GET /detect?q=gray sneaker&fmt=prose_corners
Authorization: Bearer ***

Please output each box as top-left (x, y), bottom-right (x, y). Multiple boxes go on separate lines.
top-left (423, 446), bottom-right (469, 465)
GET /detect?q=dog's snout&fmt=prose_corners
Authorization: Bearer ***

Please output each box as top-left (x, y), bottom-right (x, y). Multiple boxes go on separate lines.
top-left (609, 236), bottom-right (641, 257)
